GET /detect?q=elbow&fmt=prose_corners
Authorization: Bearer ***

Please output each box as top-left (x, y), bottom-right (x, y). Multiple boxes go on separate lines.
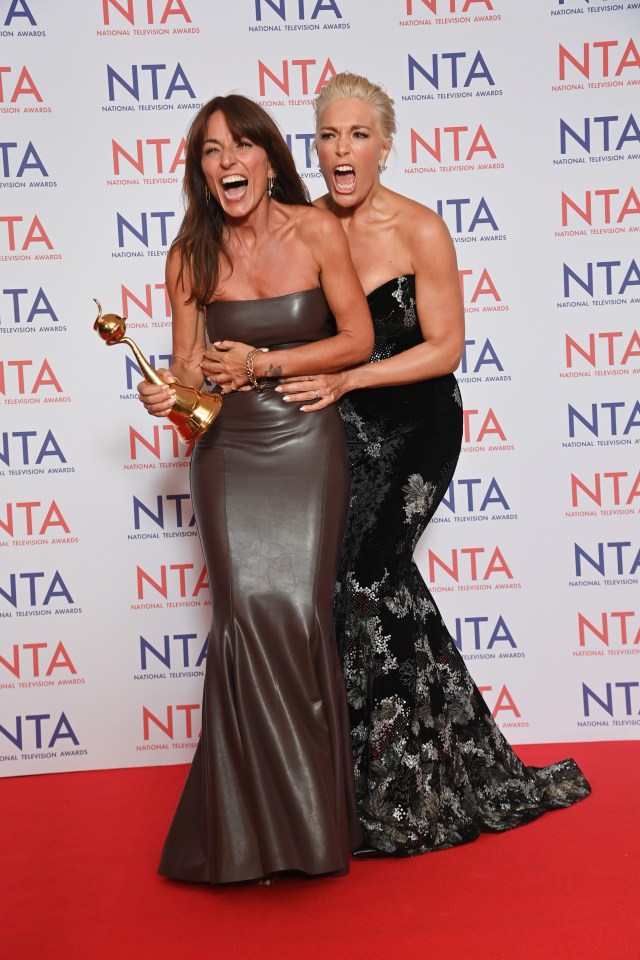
top-left (444, 335), bottom-right (465, 375)
top-left (430, 343), bottom-right (463, 377)
top-left (352, 331), bottom-right (375, 365)
top-left (355, 344), bottom-right (375, 365)
top-left (445, 348), bottom-right (463, 375)
top-left (439, 308), bottom-right (466, 374)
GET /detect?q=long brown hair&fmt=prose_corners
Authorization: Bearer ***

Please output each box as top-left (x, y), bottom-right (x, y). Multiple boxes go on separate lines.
top-left (173, 94), bottom-right (310, 305)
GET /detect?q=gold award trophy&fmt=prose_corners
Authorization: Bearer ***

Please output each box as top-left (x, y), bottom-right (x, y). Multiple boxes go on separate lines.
top-left (93, 298), bottom-right (222, 443)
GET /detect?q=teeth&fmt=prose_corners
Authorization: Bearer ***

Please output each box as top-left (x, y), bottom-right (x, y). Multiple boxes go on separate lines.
top-left (222, 175), bottom-right (247, 186)
top-left (335, 165), bottom-right (354, 173)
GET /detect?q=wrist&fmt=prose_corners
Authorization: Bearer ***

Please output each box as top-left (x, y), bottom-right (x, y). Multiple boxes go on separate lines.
top-left (344, 365), bottom-right (366, 392)
top-left (251, 348), bottom-right (271, 381)
top-left (245, 347), bottom-right (267, 390)
top-left (168, 361), bottom-right (202, 391)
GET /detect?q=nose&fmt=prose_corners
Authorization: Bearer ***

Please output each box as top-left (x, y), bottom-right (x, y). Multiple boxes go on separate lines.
top-left (336, 133), bottom-right (350, 157)
top-left (220, 146), bottom-right (236, 168)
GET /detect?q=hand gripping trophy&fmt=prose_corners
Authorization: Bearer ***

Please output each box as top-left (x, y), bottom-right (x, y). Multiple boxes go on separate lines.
top-left (93, 298), bottom-right (222, 443)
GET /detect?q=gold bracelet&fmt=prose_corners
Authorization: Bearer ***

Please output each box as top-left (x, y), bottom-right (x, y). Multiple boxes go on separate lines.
top-left (245, 347), bottom-right (266, 390)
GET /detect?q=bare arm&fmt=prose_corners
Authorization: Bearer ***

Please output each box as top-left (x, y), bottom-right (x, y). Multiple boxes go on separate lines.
top-left (280, 206), bottom-right (464, 409)
top-left (204, 209), bottom-right (374, 389)
top-left (165, 247), bottom-right (206, 388)
top-left (347, 210), bottom-right (464, 390)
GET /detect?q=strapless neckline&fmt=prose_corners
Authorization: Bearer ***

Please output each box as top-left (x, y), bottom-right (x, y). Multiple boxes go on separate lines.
top-left (207, 287), bottom-right (322, 308)
top-left (366, 275), bottom-right (415, 302)
top-left (203, 284), bottom-right (335, 351)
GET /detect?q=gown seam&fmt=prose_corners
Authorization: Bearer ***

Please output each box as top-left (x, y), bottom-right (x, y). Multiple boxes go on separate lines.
top-left (314, 419), bottom-right (347, 844)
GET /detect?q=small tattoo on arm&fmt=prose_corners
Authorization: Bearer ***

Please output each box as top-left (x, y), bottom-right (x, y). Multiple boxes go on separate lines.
top-left (266, 363), bottom-right (283, 377)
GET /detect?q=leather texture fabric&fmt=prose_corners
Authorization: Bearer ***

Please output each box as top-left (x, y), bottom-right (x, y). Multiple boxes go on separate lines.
top-left (158, 288), bottom-right (362, 884)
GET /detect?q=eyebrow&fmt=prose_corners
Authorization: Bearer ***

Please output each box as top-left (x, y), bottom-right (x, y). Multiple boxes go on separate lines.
top-left (319, 124), bottom-right (372, 132)
top-left (203, 136), bottom-right (252, 146)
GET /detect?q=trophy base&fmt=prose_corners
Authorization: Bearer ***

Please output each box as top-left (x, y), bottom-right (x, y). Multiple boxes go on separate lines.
top-left (169, 389), bottom-right (223, 443)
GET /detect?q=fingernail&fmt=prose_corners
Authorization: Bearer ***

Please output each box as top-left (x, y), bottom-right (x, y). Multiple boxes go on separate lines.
top-left (282, 394), bottom-right (291, 401)
top-left (274, 386), bottom-right (282, 393)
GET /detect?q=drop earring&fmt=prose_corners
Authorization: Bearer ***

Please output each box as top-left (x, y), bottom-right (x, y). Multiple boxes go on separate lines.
top-left (205, 185), bottom-right (210, 205)
top-left (378, 163), bottom-right (387, 173)
top-left (268, 176), bottom-right (274, 197)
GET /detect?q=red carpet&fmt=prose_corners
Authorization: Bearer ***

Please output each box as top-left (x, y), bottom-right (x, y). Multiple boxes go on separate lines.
top-left (2, 742), bottom-right (636, 960)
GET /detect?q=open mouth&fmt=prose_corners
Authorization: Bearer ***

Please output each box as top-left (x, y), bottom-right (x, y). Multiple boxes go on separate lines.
top-left (221, 175), bottom-right (249, 200)
top-left (333, 164), bottom-right (356, 194)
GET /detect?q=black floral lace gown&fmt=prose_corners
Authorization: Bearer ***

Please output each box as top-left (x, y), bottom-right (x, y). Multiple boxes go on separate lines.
top-left (335, 275), bottom-right (591, 856)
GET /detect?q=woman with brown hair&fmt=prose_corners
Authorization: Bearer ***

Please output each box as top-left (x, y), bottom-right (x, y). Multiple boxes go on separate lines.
top-left (138, 93), bottom-right (372, 884)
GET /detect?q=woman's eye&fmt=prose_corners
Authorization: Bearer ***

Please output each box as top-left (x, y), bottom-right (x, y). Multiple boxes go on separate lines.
top-left (238, 140), bottom-right (252, 149)
top-left (354, 131), bottom-right (368, 139)
top-left (319, 132), bottom-right (334, 140)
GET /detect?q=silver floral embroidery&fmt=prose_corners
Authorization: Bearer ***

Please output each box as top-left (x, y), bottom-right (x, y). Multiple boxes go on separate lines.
top-left (391, 277), bottom-right (406, 306)
top-left (340, 403), bottom-right (384, 458)
top-left (402, 473), bottom-right (436, 522)
top-left (391, 277), bottom-right (418, 329)
top-left (404, 297), bottom-right (417, 329)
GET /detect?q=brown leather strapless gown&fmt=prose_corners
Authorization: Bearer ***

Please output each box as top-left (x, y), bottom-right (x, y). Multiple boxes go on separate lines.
top-left (158, 288), bottom-right (362, 884)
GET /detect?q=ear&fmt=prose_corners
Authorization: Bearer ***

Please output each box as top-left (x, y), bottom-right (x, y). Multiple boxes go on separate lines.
top-left (380, 137), bottom-right (392, 167)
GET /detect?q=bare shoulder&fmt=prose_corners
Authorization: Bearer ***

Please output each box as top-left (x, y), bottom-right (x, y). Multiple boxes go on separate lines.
top-left (295, 203), bottom-right (345, 245)
top-left (312, 193), bottom-right (331, 210)
top-left (392, 191), bottom-right (451, 246)
top-left (388, 194), bottom-right (454, 273)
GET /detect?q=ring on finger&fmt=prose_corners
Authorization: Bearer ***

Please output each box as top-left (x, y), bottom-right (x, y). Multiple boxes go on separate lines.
top-left (307, 376), bottom-right (313, 381)
top-left (315, 390), bottom-right (320, 400)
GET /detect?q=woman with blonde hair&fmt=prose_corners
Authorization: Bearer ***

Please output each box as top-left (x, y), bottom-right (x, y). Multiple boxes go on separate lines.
top-left (275, 72), bottom-right (591, 858)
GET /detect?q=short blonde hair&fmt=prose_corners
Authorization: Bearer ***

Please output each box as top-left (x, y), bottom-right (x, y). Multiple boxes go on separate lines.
top-left (314, 72), bottom-right (396, 140)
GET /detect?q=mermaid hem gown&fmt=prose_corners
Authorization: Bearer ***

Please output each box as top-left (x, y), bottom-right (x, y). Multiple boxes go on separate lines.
top-left (335, 275), bottom-right (591, 856)
top-left (158, 287), bottom-right (362, 884)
